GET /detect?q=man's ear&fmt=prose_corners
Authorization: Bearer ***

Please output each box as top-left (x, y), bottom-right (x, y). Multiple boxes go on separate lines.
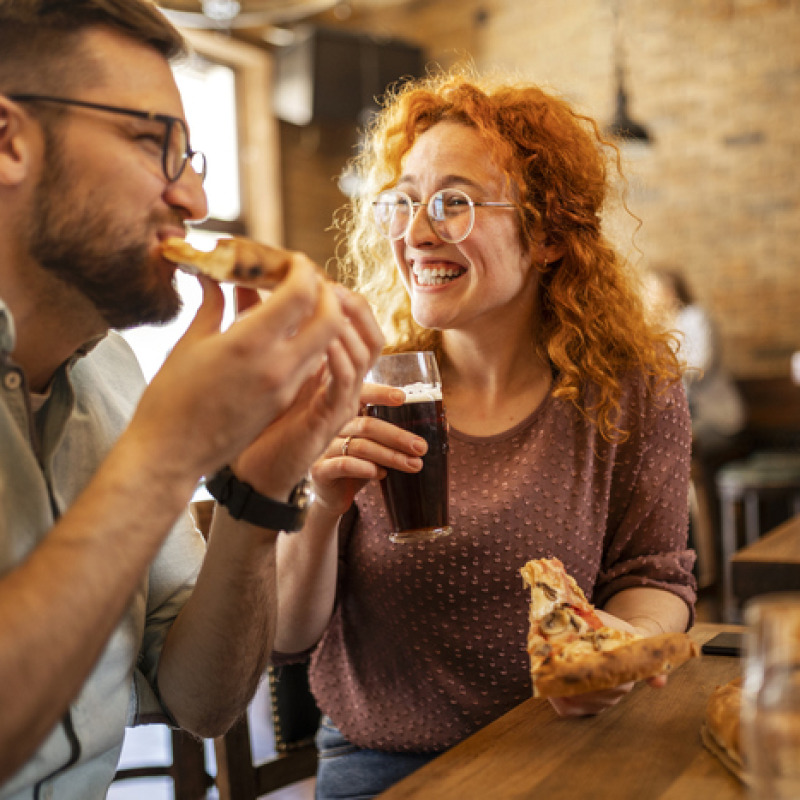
top-left (0, 98), bottom-right (36, 186)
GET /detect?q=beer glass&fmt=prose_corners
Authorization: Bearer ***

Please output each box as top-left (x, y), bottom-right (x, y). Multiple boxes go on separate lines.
top-left (365, 352), bottom-right (451, 543)
top-left (741, 593), bottom-right (800, 800)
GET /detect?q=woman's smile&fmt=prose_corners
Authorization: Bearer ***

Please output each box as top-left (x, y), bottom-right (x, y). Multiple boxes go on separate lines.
top-left (411, 260), bottom-right (466, 287)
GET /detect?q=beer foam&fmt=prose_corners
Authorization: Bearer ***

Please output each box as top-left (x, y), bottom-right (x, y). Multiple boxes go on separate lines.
top-left (402, 382), bottom-right (442, 402)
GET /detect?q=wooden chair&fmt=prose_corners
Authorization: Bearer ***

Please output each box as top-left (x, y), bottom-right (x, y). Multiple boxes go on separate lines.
top-left (716, 451), bottom-right (800, 622)
top-left (214, 662), bottom-right (319, 800)
top-left (112, 724), bottom-right (214, 800)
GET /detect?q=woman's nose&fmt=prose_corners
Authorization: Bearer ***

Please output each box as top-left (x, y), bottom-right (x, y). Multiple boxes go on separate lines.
top-left (406, 202), bottom-right (439, 246)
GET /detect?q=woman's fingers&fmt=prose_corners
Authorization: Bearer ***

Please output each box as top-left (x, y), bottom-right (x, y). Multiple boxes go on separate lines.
top-left (361, 383), bottom-right (406, 407)
top-left (332, 431), bottom-right (424, 473)
top-left (334, 415), bottom-right (427, 467)
top-left (548, 682), bottom-right (634, 717)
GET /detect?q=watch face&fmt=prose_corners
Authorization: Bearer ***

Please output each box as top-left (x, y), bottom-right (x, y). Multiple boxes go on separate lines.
top-left (292, 478), bottom-right (314, 510)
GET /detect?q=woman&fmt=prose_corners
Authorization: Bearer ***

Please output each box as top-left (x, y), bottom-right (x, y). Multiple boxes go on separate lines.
top-left (273, 66), bottom-right (697, 799)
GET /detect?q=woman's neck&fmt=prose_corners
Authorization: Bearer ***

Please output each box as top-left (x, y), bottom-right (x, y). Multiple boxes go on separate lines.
top-left (439, 329), bottom-right (552, 436)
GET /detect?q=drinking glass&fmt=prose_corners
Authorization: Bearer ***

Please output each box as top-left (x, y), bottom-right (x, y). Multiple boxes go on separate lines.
top-left (365, 352), bottom-right (451, 543)
top-left (741, 593), bottom-right (800, 800)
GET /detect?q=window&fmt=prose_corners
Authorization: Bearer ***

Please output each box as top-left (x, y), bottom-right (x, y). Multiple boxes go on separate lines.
top-left (178, 53), bottom-right (241, 225)
top-left (121, 30), bottom-right (280, 381)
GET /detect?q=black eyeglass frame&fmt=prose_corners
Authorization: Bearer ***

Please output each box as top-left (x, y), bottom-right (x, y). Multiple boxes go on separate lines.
top-left (7, 93), bottom-right (207, 184)
top-left (372, 188), bottom-right (518, 244)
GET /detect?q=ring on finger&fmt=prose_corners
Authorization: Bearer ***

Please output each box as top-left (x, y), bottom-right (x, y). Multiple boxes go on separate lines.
top-left (341, 435), bottom-right (354, 456)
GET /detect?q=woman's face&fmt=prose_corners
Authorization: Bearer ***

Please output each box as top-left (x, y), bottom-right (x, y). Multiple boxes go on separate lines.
top-left (389, 121), bottom-right (547, 335)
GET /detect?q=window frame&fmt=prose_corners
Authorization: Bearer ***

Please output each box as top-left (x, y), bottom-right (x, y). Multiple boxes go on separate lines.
top-left (180, 28), bottom-right (282, 245)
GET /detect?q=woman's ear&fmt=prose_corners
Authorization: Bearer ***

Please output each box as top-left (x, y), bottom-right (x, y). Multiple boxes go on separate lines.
top-left (533, 237), bottom-right (565, 267)
top-left (0, 98), bottom-right (36, 186)
top-left (542, 240), bottom-right (566, 265)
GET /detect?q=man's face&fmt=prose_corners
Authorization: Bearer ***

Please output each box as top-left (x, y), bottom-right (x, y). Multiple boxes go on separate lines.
top-left (24, 27), bottom-right (208, 331)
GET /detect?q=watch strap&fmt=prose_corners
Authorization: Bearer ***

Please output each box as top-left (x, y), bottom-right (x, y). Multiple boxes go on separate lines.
top-left (205, 466), bottom-right (310, 532)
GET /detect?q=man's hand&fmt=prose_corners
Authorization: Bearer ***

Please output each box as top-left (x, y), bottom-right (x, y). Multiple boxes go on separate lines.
top-left (127, 254), bottom-right (353, 494)
top-left (152, 268), bottom-right (383, 737)
top-left (231, 283), bottom-right (386, 499)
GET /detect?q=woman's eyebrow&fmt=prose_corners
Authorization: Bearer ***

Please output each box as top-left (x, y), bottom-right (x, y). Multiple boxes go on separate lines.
top-left (395, 174), bottom-right (485, 190)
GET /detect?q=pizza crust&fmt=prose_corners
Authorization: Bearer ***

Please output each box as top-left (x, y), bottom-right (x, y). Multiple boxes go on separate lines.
top-left (160, 236), bottom-right (292, 289)
top-left (531, 631), bottom-right (700, 698)
top-left (702, 677), bottom-right (745, 781)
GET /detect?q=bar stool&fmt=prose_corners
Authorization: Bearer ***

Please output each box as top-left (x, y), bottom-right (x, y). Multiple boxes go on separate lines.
top-left (716, 452), bottom-right (800, 622)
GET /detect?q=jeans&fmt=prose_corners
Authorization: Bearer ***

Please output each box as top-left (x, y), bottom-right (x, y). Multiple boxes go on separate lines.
top-left (314, 716), bottom-right (440, 800)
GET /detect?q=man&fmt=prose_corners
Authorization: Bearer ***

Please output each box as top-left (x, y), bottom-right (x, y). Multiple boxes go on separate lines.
top-left (0, 1), bottom-right (383, 797)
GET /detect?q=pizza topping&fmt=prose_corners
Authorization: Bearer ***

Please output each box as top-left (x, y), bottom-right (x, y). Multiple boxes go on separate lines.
top-left (540, 607), bottom-right (574, 636)
top-left (587, 629), bottom-right (625, 651)
top-left (536, 581), bottom-right (559, 602)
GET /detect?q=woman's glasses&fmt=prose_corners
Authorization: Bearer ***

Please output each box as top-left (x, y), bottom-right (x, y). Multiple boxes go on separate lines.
top-left (372, 188), bottom-right (516, 244)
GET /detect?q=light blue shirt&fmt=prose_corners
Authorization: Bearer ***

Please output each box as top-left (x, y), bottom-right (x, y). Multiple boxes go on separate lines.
top-left (0, 301), bottom-right (205, 800)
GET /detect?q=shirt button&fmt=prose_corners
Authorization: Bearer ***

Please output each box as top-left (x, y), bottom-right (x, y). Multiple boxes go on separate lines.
top-left (3, 371), bottom-right (22, 391)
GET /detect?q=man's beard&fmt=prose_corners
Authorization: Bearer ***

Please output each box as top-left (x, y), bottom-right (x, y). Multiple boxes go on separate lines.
top-left (27, 133), bottom-right (183, 331)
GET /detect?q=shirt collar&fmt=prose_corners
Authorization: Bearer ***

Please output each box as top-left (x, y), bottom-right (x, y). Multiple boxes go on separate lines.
top-left (0, 298), bottom-right (16, 356)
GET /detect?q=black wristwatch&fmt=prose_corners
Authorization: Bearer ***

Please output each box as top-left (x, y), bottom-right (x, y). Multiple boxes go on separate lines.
top-left (205, 466), bottom-right (313, 532)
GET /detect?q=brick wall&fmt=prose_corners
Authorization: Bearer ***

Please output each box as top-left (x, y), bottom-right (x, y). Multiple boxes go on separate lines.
top-left (277, 0), bottom-right (800, 378)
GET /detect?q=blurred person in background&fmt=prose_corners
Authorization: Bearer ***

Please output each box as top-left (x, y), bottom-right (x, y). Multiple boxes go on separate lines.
top-left (648, 269), bottom-right (745, 451)
top-left (647, 268), bottom-right (745, 590)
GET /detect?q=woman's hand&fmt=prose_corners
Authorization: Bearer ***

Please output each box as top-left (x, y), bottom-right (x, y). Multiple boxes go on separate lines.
top-left (309, 382), bottom-right (429, 518)
top-left (546, 608), bottom-right (668, 717)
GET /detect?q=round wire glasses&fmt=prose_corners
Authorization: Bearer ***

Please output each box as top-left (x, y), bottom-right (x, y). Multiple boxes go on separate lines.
top-left (372, 188), bottom-right (516, 244)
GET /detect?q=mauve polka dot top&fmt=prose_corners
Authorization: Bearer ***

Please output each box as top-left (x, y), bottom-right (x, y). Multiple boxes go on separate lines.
top-left (304, 372), bottom-right (696, 753)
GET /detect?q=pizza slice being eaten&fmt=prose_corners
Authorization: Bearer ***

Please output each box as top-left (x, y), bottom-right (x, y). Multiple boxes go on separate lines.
top-left (160, 236), bottom-right (294, 289)
top-left (520, 557), bottom-right (699, 698)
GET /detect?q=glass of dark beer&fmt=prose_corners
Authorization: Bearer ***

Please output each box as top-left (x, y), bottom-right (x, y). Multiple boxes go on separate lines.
top-left (365, 351), bottom-right (451, 543)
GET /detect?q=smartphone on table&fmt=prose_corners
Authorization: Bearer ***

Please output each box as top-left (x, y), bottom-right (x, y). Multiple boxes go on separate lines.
top-left (701, 631), bottom-right (744, 657)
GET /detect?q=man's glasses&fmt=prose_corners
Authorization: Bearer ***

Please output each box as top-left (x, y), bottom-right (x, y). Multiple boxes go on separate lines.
top-left (372, 188), bottom-right (517, 244)
top-left (8, 94), bottom-right (207, 184)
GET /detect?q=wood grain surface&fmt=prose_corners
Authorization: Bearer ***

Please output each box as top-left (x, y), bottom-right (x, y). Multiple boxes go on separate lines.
top-left (378, 624), bottom-right (745, 800)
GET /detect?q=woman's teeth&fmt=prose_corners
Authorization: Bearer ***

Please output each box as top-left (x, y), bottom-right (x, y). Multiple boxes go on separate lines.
top-left (413, 265), bottom-right (464, 286)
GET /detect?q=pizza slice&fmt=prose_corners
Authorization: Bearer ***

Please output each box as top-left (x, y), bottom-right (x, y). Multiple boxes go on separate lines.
top-left (520, 557), bottom-right (699, 698)
top-left (160, 236), bottom-right (294, 289)
top-left (701, 677), bottom-right (745, 782)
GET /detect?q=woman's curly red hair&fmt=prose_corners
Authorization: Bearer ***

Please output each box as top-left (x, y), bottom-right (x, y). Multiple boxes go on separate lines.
top-left (335, 65), bottom-right (681, 441)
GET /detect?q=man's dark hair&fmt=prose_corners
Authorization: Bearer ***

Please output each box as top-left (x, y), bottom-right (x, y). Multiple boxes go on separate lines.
top-left (0, 0), bottom-right (186, 96)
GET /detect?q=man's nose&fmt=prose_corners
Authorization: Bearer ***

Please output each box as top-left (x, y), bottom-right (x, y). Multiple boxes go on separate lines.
top-left (165, 164), bottom-right (209, 223)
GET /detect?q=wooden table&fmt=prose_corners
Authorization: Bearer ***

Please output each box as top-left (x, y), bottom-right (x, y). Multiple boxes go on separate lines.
top-left (731, 512), bottom-right (800, 609)
top-left (378, 624), bottom-right (744, 800)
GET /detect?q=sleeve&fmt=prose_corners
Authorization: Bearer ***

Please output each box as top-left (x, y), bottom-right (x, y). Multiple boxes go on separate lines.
top-left (134, 507), bottom-right (206, 722)
top-left (592, 377), bottom-right (698, 624)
